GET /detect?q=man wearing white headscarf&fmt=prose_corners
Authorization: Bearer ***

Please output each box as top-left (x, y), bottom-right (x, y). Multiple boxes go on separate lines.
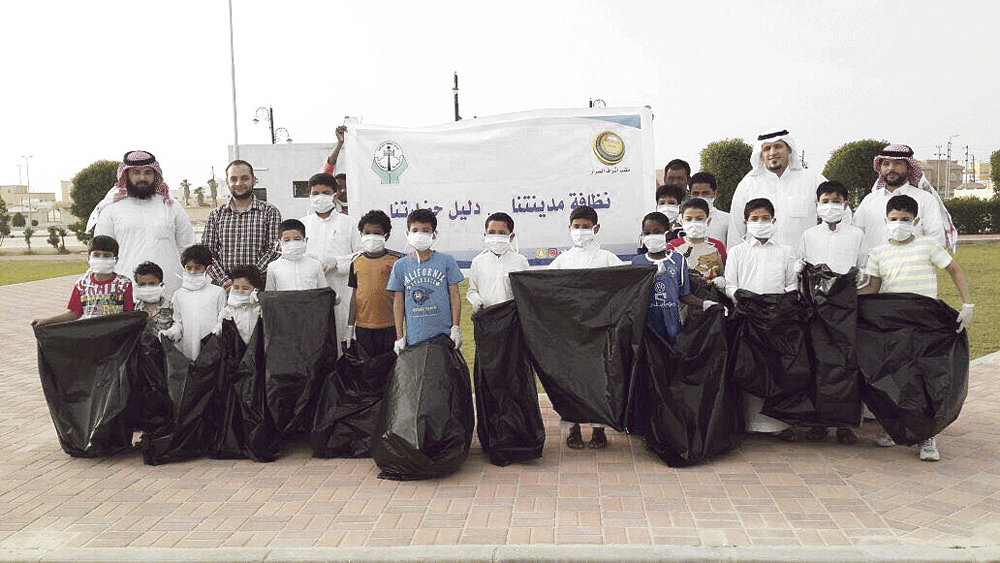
top-left (92, 150), bottom-right (195, 299)
top-left (853, 144), bottom-right (954, 261)
top-left (727, 129), bottom-right (826, 249)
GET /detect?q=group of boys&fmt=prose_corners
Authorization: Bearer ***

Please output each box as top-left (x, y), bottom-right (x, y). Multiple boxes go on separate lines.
top-left (32, 143), bottom-right (975, 463)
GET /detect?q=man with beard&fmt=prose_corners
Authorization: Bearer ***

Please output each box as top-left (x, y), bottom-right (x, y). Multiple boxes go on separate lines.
top-left (202, 160), bottom-right (282, 289)
top-left (92, 150), bottom-right (195, 299)
top-left (728, 128), bottom-right (826, 248)
top-left (853, 144), bottom-right (953, 261)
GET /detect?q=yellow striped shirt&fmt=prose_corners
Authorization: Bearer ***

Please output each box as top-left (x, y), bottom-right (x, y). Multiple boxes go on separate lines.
top-left (865, 237), bottom-right (952, 298)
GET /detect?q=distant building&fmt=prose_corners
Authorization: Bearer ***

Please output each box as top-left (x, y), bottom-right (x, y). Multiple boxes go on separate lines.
top-left (974, 162), bottom-right (992, 184)
top-left (918, 160), bottom-right (963, 200)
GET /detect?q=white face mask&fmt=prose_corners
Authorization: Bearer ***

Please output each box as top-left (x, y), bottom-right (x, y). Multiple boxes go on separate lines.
top-left (484, 234), bottom-right (512, 255)
top-left (656, 204), bottom-right (680, 221)
top-left (682, 220), bottom-right (708, 239)
top-left (641, 233), bottom-right (667, 254)
top-left (407, 231), bottom-right (435, 252)
top-left (886, 219), bottom-right (915, 242)
top-left (134, 284), bottom-right (164, 303)
top-left (360, 234), bottom-right (386, 254)
top-left (699, 196), bottom-right (716, 208)
top-left (182, 272), bottom-right (208, 291)
top-left (88, 256), bottom-right (117, 274)
top-left (310, 193), bottom-right (336, 214)
top-left (817, 202), bottom-right (845, 224)
top-left (570, 228), bottom-right (595, 247)
top-left (228, 289), bottom-right (253, 307)
top-left (746, 220), bottom-right (774, 239)
top-left (281, 239), bottom-right (307, 261)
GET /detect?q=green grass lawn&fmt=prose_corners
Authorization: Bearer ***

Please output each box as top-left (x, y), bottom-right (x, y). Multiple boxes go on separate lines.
top-left (936, 242), bottom-right (999, 359)
top-left (0, 259), bottom-right (87, 286)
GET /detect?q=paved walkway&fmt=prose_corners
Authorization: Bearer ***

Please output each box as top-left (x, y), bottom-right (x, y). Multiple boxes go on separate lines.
top-left (2, 275), bottom-right (1000, 562)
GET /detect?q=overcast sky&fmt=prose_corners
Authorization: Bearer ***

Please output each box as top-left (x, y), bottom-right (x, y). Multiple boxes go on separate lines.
top-left (2, 0), bottom-right (998, 198)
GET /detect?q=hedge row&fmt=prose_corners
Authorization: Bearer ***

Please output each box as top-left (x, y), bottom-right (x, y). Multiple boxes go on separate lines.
top-left (944, 197), bottom-right (1000, 235)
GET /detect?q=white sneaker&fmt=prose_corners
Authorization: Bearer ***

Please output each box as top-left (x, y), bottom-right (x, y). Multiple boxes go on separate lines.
top-left (918, 437), bottom-right (940, 461)
top-left (874, 432), bottom-right (895, 447)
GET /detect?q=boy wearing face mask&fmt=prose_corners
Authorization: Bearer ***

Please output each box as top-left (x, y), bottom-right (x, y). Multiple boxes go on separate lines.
top-left (467, 212), bottom-right (529, 313)
top-left (266, 219), bottom-right (328, 292)
top-left (346, 210), bottom-right (403, 357)
top-left (159, 244), bottom-right (227, 360)
top-left (213, 265), bottom-right (263, 345)
top-left (860, 194), bottom-right (973, 462)
top-left (386, 208), bottom-right (465, 355)
top-left (667, 198), bottom-right (728, 288)
top-left (796, 181), bottom-right (865, 280)
top-left (32, 235), bottom-right (135, 327)
top-left (654, 184), bottom-right (685, 241)
top-left (133, 261), bottom-right (173, 333)
top-left (724, 198), bottom-right (800, 442)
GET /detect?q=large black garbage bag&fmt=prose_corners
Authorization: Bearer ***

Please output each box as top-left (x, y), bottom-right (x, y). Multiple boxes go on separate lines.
top-left (259, 288), bottom-right (338, 437)
top-left (138, 334), bottom-right (222, 465)
top-left (510, 265), bottom-right (654, 431)
top-left (729, 290), bottom-right (813, 413)
top-left (371, 335), bottom-right (474, 480)
top-left (131, 329), bottom-right (173, 434)
top-left (34, 312), bottom-right (146, 457)
top-left (212, 319), bottom-right (281, 462)
top-left (642, 307), bottom-right (744, 467)
top-left (472, 300), bottom-right (545, 467)
top-left (311, 340), bottom-right (396, 458)
top-left (786, 264), bottom-right (863, 427)
top-left (857, 294), bottom-right (968, 446)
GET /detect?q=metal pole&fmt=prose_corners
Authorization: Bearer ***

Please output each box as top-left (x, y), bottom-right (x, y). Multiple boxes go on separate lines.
top-left (453, 72), bottom-right (461, 122)
top-left (228, 0), bottom-right (240, 159)
top-left (22, 156), bottom-right (32, 226)
top-left (269, 106), bottom-right (276, 145)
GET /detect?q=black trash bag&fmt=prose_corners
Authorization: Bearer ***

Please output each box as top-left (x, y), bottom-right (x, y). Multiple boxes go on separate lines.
top-left (259, 288), bottom-right (338, 437)
top-left (729, 290), bottom-right (813, 413)
top-left (310, 339), bottom-right (396, 458)
top-left (138, 333), bottom-right (223, 465)
top-left (211, 319), bottom-right (281, 462)
top-left (371, 335), bottom-right (474, 480)
top-left (34, 312), bottom-right (146, 457)
top-left (131, 328), bottom-right (173, 434)
top-left (789, 264), bottom-right (863, 428)
top-left (472, 300), bottom-right (545, 467)
top-left (857, 294), bottom-right (969, 446)
top-left (510, 265), bottom-right (654, 431)
top-left (642, 306), bottom-right (744, 467)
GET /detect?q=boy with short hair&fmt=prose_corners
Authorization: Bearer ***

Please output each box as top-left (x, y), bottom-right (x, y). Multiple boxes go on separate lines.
top-left (860, 194), bottom-right (974, 461)
top-left (667, 198), bottom-right (727, 288)
top-left (724, 198), bottom-right (799, 441)
top-left (549, 205), bottom-right (623, 449)
top-left (689, 171), bottom-right (730, 245)
top-left (160, 244), bottom-right (227, 360)
top-left (266, 219), bottom-right (328, 291)
top-left (467, 212), bottom-right (529, 312)
top-left (32, 235), bottom-right (134, 327)
top-left (655, 184), bottom-right (686, 239)
top-left (347, 210), bottom-right (404, 357)
top-left (386, 208), bottom-right (464, 354)
top-left (215, 265), bottom-right (264, 345)
top-left (133, 261), bottom-right (173, 333)
top-left (795, 180), bottom-right (866, 445)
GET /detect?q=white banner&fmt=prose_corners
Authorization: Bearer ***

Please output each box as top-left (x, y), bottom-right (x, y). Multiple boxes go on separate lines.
top-left (345, 107), bottom-right (655, 267)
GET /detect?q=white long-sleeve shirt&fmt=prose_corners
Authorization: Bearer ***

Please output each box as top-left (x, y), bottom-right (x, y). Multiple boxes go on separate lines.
top-left (724, 237), bottom-right (797, 297)
top-left (265, 256), bottom-right (327, 291)
top-left (796, 221), bottom-right (865, 275)
top-left (547, 242), bottom-right (623, 269)
top-left (467, 250), bottom-right (530, 309)
top-left (301, 211), bottom-right (359, 345)
top-left (727, 168), bottom-right (826, 249)
top-left (167, 284), bottom-right (227, 360)
top-left (852, 183), bottom-right (945, 263)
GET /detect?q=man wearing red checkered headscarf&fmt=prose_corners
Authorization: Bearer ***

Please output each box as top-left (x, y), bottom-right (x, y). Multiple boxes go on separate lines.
top-left (853, 144), bottom-right (956, 261)
top-left (92, 151), bottom-right (196, 299)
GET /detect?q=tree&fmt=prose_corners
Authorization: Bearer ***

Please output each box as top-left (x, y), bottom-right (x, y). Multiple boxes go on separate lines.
top-left (207, 177), bottom-right (219, 207)
top-left (180, 179), bottom-right (191, 206)
top-left (991, 149), bottom-right (1000, 199)
top-left (47, 226), bottom-right (69, 254)
top-left (23, 226), bottom-right (34, 253)
top-left (699, 138), bottom-right (753, 213)
top-left (12, 212), bottom-right (26, 228)
top-left (0, 196), bottom-right (10, 247)
top-left (822, 139), bottom-right (888, 209)
top-left (69, 160), bottom-right (118, 225)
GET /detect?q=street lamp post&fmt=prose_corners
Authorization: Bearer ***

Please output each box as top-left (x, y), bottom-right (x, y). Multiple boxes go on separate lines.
top-left (21, 155), bottom-right (32, 226)
top-left (253, 106), bottom-right (292, 144)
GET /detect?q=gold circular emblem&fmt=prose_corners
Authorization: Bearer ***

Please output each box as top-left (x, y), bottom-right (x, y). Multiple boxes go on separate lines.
top-left (593, 131), bottom-right (625, 165)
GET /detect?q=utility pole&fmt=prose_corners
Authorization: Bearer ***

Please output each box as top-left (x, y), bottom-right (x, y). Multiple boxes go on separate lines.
top-left (801, 150), bottom-right (808, 169)
top-left (453, 72), bottom-right (461, 122)
top-left (964, 146), bottom-right (969, 185)
top-left (946, 135), bottom-right (959, 199)
top-left (228, 0), bottom-right (240, 159)
top-left (935, 145), bottom-right (943, 187)
top-left (21, 156), bottom-right (32, 226)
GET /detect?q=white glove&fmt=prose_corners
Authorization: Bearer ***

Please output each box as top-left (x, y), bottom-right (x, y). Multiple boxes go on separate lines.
top-left (212, 321), bottom-right (223, 336)
top-left (711, 276), bottom-right (727, 290)
top-left (345, 325), bottom-right (356, 341)
top-left (159, 327), bottom-right (181, 342)
top-left (393, 338), bottom-right (406, 355)
top-left (468, 294), bottom-right (485, 312)
top-left (725, 285), bottom-right (737, 301)
top-left (450, 325), bottom-right (463, 348)
top-left (795, 258), bottom-right (807, 275)
top-left (956, 304), bottom-right (974, 333)
top-left (702, 300), bottom-right (718, 311)
top-left (855, 270), bottom-right (869, 289)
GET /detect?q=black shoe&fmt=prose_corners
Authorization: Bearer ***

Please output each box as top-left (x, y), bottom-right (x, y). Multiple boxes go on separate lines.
top-left (804, 427), bottom-right (828, 441)
top-left (773, 428), bottom-right (801, 442)
top-left (588, 427), bottom-right (608, 449)
top-left (836, 428), bottom-right (858, 445)
top-left (566, 423), bottom-right (585, 449)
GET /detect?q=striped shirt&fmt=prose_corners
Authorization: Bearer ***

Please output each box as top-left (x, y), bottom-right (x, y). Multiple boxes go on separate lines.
top-left (202, 197), bottom-right (282, 286)
top-left (865, 236), bottom-right (952, 298)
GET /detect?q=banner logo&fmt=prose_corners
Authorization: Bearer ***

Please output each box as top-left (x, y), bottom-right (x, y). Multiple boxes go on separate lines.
top-left (593, 131), bottom-right (625, 165)
top-left (372, 141), bottom-right (408, 184)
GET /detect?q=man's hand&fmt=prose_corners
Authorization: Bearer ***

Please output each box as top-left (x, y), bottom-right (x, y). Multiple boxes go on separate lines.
top-left (795, 258), bottom-right (807, 275)
top-left (336, 125), bottom-right (346, 144)
top-left (711, 276), bottom-right (727, 290)
top-left (450, 325), bottom-right (463, 348)
top-left (468, 295), bottom-right (485, 313)
top-left (393, 337), bottom-right (406, 355)
top-left (223, 281), bottom-right (233, 292)
top-left (956, 303), bottom-right (974, 333)
top-left (345, 325), bottom-right (356, 342)
top-left (702, 300), bottom-right (718, 311)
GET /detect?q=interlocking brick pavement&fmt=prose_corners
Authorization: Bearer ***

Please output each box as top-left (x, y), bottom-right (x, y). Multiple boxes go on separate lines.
top-left (2, 274), bottom-right (1000, 554)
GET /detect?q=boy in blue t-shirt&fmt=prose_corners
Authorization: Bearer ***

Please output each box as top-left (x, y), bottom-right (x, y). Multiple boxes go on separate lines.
top-left (386, 208), bottom-right (465, 354)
